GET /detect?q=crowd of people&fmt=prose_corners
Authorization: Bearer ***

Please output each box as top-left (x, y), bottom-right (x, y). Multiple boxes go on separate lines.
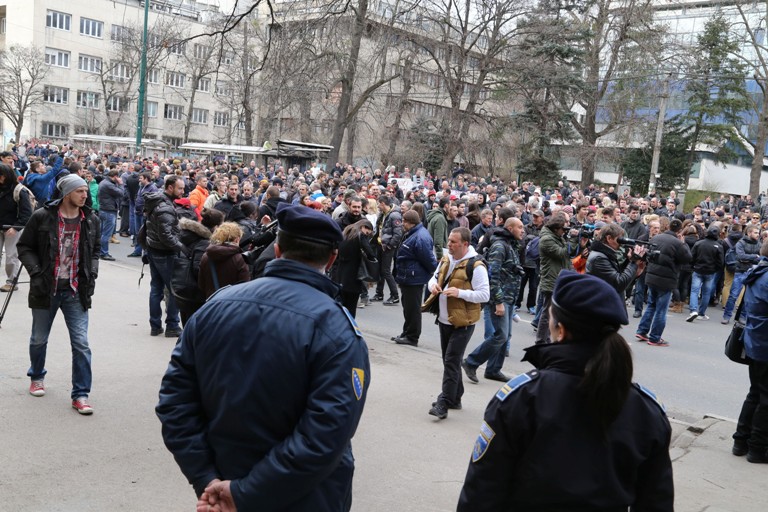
top-left (3, 138), bottom-right (768, 509)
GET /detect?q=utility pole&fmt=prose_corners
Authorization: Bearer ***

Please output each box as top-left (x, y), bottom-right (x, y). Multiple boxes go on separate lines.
top-left (134, 0), bottom-right (150, 155)
top-left (648, 73), bottom-right (671, 196)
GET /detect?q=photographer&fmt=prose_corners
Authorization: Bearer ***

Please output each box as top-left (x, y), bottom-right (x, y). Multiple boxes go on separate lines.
top-left (586, 224), bottom-right (645, 296)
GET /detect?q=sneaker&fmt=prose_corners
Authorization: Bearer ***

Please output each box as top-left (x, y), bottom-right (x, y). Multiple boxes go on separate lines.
top-left (697, 315), bottom-right (710, 321)
top-left (527, 307), bottom-right (536, 315)
top-left (461, 359), bottom-right (479, 383)
top-left (165, 328), bottom-right (183, 338)
top-left (101, 254), bottom-right (116, 261)
top-left (633, 311), bottom-right (642, 318)
top-left (383, 297), bottom-right (400, 306)
top-left (72, 397), bottom-right (94, 415)
top-left (733, 439), bottom-right (749, 457)
top-left (647, 339), bottom-right (669, 347)
top-left (721, 318), bottom-right (730, 325)
top-left (432, 400), bottom-right (462, 410)
top-left (150, 328), bottom-right (164, 336)
top-left (512, 314), bottom-right (521, 323)
top-left (0, 283), bottom-right (18, 292)
top-left (686, 312), bottom-right (698, 322)
top-left (370, 295), bottom-right (384, 302)
top-left (127, 252), bottom-right (142, 258)
top-left (635, 333), bottom-right (650, 342)
top-left (29, 380), bottom-right (45, 397)
top-left (428, 402), bottom-right (448, 420)
top-left (357, 300), bottom-right (366, 309)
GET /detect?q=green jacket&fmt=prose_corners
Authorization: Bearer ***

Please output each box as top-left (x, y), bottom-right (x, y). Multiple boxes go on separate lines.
top-left (427, 208), bottom-right (448, 259)
top-left (538, 225), bottom-right (573, 293)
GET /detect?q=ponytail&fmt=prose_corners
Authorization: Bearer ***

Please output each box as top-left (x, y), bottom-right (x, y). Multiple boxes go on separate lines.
top-left (581, 331), bottom-right (633, 431)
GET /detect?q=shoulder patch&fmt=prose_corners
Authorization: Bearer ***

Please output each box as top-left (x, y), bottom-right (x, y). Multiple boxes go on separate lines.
top-left (342, 306), bottom-right (363, 338)
top-left (495, 371), bottom-right (536, 402)
top-left (634, 383), bottom-right (666, 413)
top-left (352, 368), bottom-right (365, 400)
top-left (471, 421), bottom-right (496, 463)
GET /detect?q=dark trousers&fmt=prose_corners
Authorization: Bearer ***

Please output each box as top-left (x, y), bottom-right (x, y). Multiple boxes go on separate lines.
top-left (340, 290), bottom-right (359, 318)
top-left (437, 322), bottom-right (475, 407)
top-left (375, 248), bottom-right (398, 298)
top-left (534, 291), bottom-right (553, 344)
top-left (516, 267), bottom-right (538, 309)
top-left (119, 203), bottom-right (130, 234)
top-left (735, 359), bottom-right (768, 452)
top-left (399, 284), bottom-right (423, 341)
top-left (633, 272), bottom-right (647, 313)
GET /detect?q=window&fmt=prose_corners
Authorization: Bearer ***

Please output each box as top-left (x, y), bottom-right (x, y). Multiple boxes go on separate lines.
top-left (165, 71), bottom-right (186, 88)
top-left (164, 136), bottom-right (183, 148)
top-left (80, 17), bottom-right (103, 38)
top-left (213, 111), bottom-right (229, 127)
top-left (148, 68), bottom-right (160, 84)
top-left (215, 82), bottom-right (230, 97)
top-left (1, 18), bottom-right (6, 35)
top-left (191, 108), bottom-right (208, 124)
top-left (164, 104), bottom-right (184, 120)
top-left (193, 44), bottom-right (211, 60)
top-left (146, 101), bottom-right (158, 118)
top-left (109, 62), bottom-right (131, 82)
top-left (45, 48), bottom-right (70, 68)
top-left (46, 10), bottom-right (71, 31)
top-left (196, 77), bottom-right (211, 92)
top-left (76, 91), bottom-right (100, 109)
top-left (221, 51), bottom-right (234, 65)
top-left (168, 41), bottom-right (186, 56)
top-left (43, 86), bottom-right (69, 104)
top-left (78, 54), bottom-right (102, 73)
top-left (148, 33), bottom-right (163, 48)
top-left (41, 122), bottom-right (68, 138)
top-left (237, 119), bottom-right (246, 130)
top-left (106, 96), bottom-right (128, 112)
top-left (110, 24), bottom-right (131, 42)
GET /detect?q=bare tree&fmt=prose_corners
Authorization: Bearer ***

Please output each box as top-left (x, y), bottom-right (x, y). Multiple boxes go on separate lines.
top-left (0, 45), bottom-right (49, 142)
top-left (182, 36), bottom-right (219, 143)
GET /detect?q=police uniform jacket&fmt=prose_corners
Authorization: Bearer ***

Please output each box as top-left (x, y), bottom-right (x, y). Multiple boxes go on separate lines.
top-left (156, 258), bottom-right (370, 512)
top-left (458, 342), bottom-right (673, 512)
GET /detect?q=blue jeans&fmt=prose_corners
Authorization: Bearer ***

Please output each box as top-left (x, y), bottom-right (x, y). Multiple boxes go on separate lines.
top-left (148, 251), bottom-right (180, 331)
top-left (131, 214), bottom-right (145, 255)
top-left (99, 210), bottom-right (117, 256)
top-left (689, 272), bottom-right (716, 315)
top-left (724, 272), bottom-right (748, 320)
top-left (467, 302), bottom-right (513, 375)
top-left (637, 287), bottom-right (672, 342)
top-left (28, 291), bottom-right (92, 399)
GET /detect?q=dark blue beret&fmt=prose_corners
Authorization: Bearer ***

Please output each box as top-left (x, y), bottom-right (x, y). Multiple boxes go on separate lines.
top-left (276, 202), bottom-right (343, 246)
top-left (552, 270), bottom-right (628, 326)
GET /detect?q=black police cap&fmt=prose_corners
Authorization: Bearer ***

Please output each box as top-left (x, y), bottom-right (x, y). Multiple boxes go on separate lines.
top-left (275, 202), bottom-right (343, 246)
top-left (552, 270), bottom-right (629, 327)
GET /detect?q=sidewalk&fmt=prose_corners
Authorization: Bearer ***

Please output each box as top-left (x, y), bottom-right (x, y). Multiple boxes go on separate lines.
top-left (0, 261), bottom-right (766, 510)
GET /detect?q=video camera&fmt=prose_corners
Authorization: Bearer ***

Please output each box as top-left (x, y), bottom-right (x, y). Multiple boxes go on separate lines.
top-left (617, 237), bottom-right (660, 263)
top-left (241, 219), bottom-right (278, 264)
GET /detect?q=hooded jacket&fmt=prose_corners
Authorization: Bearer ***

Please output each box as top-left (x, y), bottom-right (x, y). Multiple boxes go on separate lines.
top-left (394, 223), bottom-right (437, 286)
top-left (486, 228), bottom-right (522, 305)
top-left (585, 240), bottom-right (638, 295)
top-left (427, 208), bottom-right (448, 258)
top-left (690, 229), bottom-right (724, 274)
top-left (644, 231), bottom-right (692, 292)
top-left (735, 235), bottom-right (761, 273)
top-left (538, 225), bottom-right (574, 293)
top-left (743, 257), bottom-right (768, 362)
top-left (198, 243), bottom-right (250, 299)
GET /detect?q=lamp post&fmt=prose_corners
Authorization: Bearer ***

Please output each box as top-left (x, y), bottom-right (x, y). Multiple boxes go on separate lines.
top-left (134, 0), bottom-right (150, 154)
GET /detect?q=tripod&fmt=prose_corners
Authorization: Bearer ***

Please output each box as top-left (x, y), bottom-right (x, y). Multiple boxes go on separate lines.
top-left (0, 224), bottom-right (26, 329)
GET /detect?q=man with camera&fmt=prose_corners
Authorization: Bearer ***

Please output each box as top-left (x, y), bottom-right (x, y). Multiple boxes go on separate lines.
top-left (462, 218), bottom-right (524, 384)
top-left (586, 224), bottom-right (645, 296)
top-left (636, 219), bottom-right (692, 347)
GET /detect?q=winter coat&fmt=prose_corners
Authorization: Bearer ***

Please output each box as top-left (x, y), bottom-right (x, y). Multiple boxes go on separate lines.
top-left (334, 234), bottom-right (376, 294)
top-left (470, 222), bottom-right (491, 248)
top-left (97, 178), bottom-right (123, 213)
top-left (521, 223), bottom-right (543, 269)
top-left (735, 236), bottom-right (761, 273)
top-left (144, 192), bottom-right (183, 254)
top-left (691, 232), bottom-right (724, 275)
top-left (394, 224), bottom-right (437, 286)
top-left (16, 200), bottom-right (100, 310)
top-left (258, 197), bottom-right (285, 220)
top-left (743, 257), bottom-right (768, 362)
top-left (620, 218), bottom-right (646, 240)
top-left (538, 225), bottom-right (574, 293)
top-left (198, 243), bottom-right (250, 299)
top-left (586, 240), bottom-right (638, 295)
top-left (0, 182), bottom-right (33, 228)
top-left (135, 182), bottom-right (158, 215)
top-left (427, 208), bottom-right (448, 259)
top-left (644, 231), bottom-right (692, 292)
top-left (188, 184), bottom-right (209, 217)
top-left (379, 209), bottom-right (403, 251)
top-left (23, 156), bottom-right (62, 204)
top-left (486, 229), bottom-right (522, 306)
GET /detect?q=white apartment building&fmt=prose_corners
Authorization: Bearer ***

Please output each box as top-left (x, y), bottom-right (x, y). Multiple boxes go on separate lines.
top-left (0, 0), bottom-right (262, 149)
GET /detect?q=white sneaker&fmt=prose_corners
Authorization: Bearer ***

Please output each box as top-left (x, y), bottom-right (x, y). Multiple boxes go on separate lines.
top-left (512, 314), bottom-right (521, 323)
top-left (698, 315), bottom-right (710, 321)
top-left (686, 312), bottom-right (698, 322)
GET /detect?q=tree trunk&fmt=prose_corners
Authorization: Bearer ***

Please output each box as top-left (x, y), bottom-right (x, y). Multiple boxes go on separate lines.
top-left (328, 0), bottom-right (368, 164)
top-left (300, 97), bottom-right (312, 142)
top-left (183, 83), bottom-right (198, 143)
top-left (750, 107), bottom-right (768, 198)
top-left (684, 118), bottom-right (703, 191)
top-left (384, 58), bottom-right (413, 165)
top-left (14, 119), bottom-right (23, 144)
top-left (346, 116), bottom-right (356, 163)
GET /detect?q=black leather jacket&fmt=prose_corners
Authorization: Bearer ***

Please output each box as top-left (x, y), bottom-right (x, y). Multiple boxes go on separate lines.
top-left (144, 192), bottom-right (183, 254)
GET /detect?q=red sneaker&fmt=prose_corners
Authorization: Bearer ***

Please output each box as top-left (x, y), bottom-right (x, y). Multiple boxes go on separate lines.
top-left (29, 380), bottom-right (45, 397)
top-left (647, 339), bottom-right (669, 347)
top-left (72, 397), bottom-right (94, 415)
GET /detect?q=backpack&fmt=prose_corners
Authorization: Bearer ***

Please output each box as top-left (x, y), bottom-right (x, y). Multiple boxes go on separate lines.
top-left (524, 236), bottom-right (541, 262)
top-left (724, 240), bottom-right (737, 273)
top-left (14, 183), bottom-right (37, 210)
top-left (170, 246), bottom-right (206, 309)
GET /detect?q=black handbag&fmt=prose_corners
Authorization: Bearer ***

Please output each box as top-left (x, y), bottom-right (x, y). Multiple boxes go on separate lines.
top-left (725, 299), bottom-right (749, 365)
top-left (358, 250), bottom-right (379, 283)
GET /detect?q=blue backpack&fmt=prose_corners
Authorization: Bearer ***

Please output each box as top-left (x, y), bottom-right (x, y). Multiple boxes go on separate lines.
top-left (724, 241), bottom-right (737, 272)
top-left (524, 236), bottom-right (541, 262)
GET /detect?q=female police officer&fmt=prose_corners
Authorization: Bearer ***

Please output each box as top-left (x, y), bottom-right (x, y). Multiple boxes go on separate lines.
top-left (458, 270), bottom-right (673, 511)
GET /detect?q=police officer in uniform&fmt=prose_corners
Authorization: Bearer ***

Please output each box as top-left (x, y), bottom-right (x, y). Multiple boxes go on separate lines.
top-left (156, 203), bottom-right (370, 512)
top-left (458, 271), bottom-right (673, 511)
